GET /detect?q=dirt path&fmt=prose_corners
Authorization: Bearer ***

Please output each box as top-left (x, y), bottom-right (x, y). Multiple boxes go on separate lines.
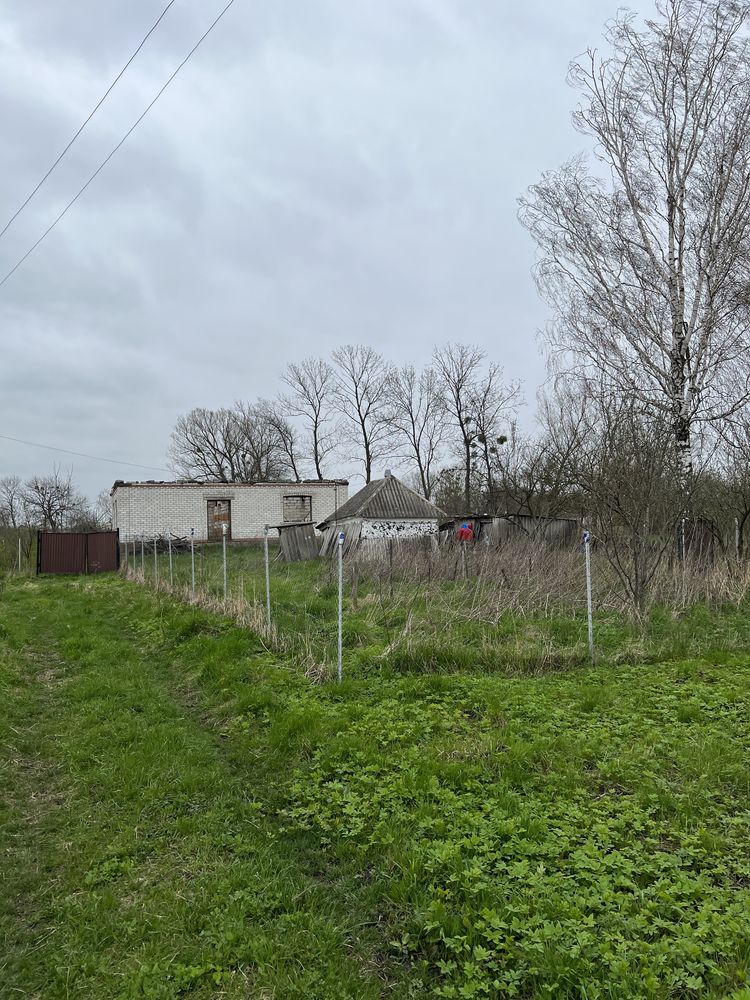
top-left (0, 577), bottom-right (400, 1000)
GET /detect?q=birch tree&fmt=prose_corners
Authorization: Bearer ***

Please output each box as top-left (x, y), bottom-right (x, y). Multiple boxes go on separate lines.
top-left (519, 0), bottom-right (750, 482)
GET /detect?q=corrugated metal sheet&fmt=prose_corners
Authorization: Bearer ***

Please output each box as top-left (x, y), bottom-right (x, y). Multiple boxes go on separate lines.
top-left (86, 531), bottom-right (120, 573)
top-left (38, 532), bottom-right (86, 574)
top-left (37, 531), bottom-right (119, 575)
top-left (318, 475), bottom-right (442, 526)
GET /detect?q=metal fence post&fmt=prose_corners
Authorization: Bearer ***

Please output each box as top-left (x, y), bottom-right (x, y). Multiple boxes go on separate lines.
top-left (17, 536), bottom-right (21, 573)
top-left (222, 523), bottom-right (228, 602)
top-left (264, 524), bottom-right (271, 627)
top-left (140, 534), bottom-right (145, 576)
top-left (583, 529), bottom-right (594, 662)
top-left (337, 531), bottom-right (344, 683)
top-left (190, 528), bottom-right (195, 598)
top-left (153, 536), bottom-right (158, 589)
top-left (168, 533), bottom-right (173, 588)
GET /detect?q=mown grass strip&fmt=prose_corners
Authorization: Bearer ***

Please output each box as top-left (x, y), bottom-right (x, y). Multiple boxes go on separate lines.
top-left (0, 577), bottom-right (402, 999)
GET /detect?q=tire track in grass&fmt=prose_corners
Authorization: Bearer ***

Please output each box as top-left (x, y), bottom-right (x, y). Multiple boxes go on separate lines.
top-left (0, 610), bottom-right (70, 997)
top-left (1, 577), bottom-right (402, 999)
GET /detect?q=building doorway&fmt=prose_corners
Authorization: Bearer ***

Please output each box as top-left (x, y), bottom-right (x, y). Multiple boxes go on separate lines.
top-left (207, 499), bottom-right (231, 541)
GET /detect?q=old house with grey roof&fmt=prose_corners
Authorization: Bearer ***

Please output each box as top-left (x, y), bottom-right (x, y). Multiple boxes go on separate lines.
top-left (317, 471), bottom-right (443, 555)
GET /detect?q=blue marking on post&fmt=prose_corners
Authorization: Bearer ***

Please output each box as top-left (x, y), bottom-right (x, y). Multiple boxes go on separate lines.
top-left (582, 530), bottom-right (591, 544)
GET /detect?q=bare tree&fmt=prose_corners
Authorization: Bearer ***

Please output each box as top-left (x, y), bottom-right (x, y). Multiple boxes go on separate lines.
top-left (387, 364), bottom-right (445, 498)
top-left (433, 344), bottom-right (485, 509)
top-left (433, 343), bottom-right (519, 508)
top-left (234, 401), bottom-right (294, 481)
top-left (281, 357), bottom-right (336, 479)
top-left (712, 414), bottom-right (750, 554)
top-left (520, 0), bottom-right (750, 483)
top-left (472, 371), bottom-right (519, 498)
top-left (0, 475), bottom-right (23, 527)
top-left (492, 423), bottom-right (572, 521)
top-left (168, 407), bottom-right (245, 482)
top-left (255, 400), bottom-right (303, 482)
top-left (168, 404), bottom-right (294, 483)
top-left (332, 344), bottom-right (393, 483)
top-left (94, 489), bottom-right (113, 528)
top-left (571, 387), bottom-right (688, 615)
top-left (22, 467), bottom-right (85, 530)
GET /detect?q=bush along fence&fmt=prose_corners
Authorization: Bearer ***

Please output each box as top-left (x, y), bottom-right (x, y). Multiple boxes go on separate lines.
top-left (119, 524), bottom-right (750, 681)
top-left (0, 527), bottom-right (37, 576)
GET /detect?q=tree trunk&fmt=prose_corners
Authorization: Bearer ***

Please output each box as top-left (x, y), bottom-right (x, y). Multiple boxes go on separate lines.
top-left (670, 321), bottom-right (693, 488)
top-left (313, 425), bottom-right (323, 480)
top-left (464, 439), bottom-right (472, 509)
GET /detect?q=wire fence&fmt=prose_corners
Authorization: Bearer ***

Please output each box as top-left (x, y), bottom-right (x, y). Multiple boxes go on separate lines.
top-left (118, 528), bottom-right (750, 681)
top-left (0, 527), bottom-right (36, 575)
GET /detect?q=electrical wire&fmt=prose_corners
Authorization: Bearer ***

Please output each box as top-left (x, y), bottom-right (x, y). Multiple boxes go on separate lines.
top-left (0, 0), bottom-right (177, 241)
top-left (0, 433), bottom-right (169, 473)
top-left (0, 0), bottom-right (236, 290)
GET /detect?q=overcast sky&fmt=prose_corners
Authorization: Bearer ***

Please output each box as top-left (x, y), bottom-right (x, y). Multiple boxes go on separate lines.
top-left (0, 0), bottom-right (641, 498)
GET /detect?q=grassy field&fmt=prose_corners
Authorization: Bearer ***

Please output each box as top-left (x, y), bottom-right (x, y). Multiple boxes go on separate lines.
top-left (3, 573), bottom-right (750, 998)
top-left (132, 540), bottom-right (750, 676)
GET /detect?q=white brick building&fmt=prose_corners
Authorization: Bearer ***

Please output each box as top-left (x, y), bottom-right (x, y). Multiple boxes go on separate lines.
top-left (111, 480), bottom-right (349, 542)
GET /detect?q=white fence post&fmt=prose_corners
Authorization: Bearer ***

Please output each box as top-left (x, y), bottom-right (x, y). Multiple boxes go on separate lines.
top-left (168, 533), bottom-right (173, 588)
top-left (140, 534), bottom-right (145, 576)
top-left (153, 536), bottom-right (158, 589)
top-left (337, 531), bottom-right (344, 683)
top-left (222, 523), bottom-right (228, 603)
top-left (190, 528), bottom-right (195, 598)
top-left (583, 529), bottom-right (594, 662)
top-left (264, 524), bottom-right (271, 627)
top-left (17, 536), bottom-right (21, 573)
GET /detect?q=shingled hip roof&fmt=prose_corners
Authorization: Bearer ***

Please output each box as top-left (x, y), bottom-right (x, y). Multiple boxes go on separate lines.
top-left (318, 474), bottom-right (443, 527)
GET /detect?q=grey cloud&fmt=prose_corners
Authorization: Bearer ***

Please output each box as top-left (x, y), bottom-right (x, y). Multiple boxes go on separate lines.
top-left (0, 0), bottom-right (638, 498)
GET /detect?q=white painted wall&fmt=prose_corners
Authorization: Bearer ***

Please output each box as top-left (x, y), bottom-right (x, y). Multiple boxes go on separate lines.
top-left (359, 518), bottom-right (438, 539)
top-left (112, 482), bottom-right (348, 542)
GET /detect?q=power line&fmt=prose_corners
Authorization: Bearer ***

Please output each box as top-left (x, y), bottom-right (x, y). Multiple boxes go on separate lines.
top-left (0, 0), bottom-right (177, 241)
top-left (0, 433), bottom-right (170, 473)
top-left (0, 0), bottom-right (236, 290)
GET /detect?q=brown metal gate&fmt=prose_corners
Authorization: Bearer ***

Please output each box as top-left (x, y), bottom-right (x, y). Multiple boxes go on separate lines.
top-left (37, 530), bottom-right (120, 575)
top-left (86, 531), bottom-right (120, 573)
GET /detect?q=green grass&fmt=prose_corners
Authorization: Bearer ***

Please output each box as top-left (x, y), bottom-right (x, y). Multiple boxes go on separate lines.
top-left (0, 576), bottom-right (407, 999)
top-left (4, 573), bottom-right (750, 997)
top-left (137, 542), bottom-right (750, 676)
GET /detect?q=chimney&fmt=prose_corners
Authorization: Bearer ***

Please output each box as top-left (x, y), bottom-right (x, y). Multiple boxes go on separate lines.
top-left (384, 469), bottom-right (392, 478)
